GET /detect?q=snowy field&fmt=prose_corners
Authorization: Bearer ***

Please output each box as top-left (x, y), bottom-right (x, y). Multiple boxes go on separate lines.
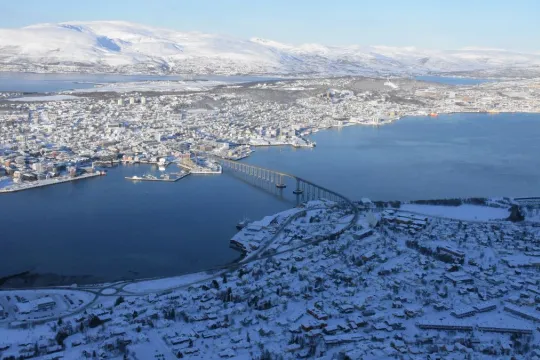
top-left (8, 94), bottom-right (81, 102)
top-left (123, 271), bottom-right (217, 294)
top-left (70, 80), bottom-right (226, 93)
top-left (400, 204), bottom-right (510, 221)
top-left (0, 289), bottom-right (95, 324)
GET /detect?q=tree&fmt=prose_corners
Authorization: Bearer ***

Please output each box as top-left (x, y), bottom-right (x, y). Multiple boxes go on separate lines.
top-left (55, 330), bottom-right (69, 346)
top-left (115, 296), bottom-right (125, 306)
top-left (57, 318), bottom-right (63, 326)
top-left (261, 349), bottom-right (272, 360)
top-left (507, 205), bottom-right (525, 222)
top-left (88, 315), bottom-right (103, 328)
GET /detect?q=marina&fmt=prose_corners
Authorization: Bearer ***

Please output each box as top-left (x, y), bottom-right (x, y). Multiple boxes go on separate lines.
top-left (125, 171), bottom-right (190, 182)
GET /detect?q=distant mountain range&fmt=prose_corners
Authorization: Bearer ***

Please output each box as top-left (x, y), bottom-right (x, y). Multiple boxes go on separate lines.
top-left (1, 21), bottom-right (539, 76)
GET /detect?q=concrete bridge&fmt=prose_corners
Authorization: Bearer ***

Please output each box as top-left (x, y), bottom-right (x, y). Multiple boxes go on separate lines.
top-left (216, 158), bottom-right (354, 207)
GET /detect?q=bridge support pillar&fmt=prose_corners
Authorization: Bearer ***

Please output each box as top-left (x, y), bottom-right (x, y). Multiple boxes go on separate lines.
top-left (293, 179), bottom-right (303, 194)
top-left (276, 174), bottom-right (286, 188)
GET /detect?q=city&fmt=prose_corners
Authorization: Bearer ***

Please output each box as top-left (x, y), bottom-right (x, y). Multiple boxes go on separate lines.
top-left (2, 77), bottom-right (540, 193)
top-left (1, 1), bottom-right (540, 359)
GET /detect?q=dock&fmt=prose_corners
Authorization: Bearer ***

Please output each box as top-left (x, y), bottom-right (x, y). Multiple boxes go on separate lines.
top-left (178, 163), bottom-right (222, 174)
top-left (125, 172), bottom-right (190, 182)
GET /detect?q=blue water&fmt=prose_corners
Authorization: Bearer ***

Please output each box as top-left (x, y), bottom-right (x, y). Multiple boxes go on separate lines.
top-left (0, 73), bottom-right (282, 92)
top-left (0, 165), bottom-right (294, 283)
top-left (246, 113), bottom-right (540, 201)
top-left (1, 112), bottom-right (539, 284)
top-left (415, 76), bottom-right (492, 85)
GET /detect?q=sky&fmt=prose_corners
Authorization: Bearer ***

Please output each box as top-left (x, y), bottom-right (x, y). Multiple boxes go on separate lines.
top-left (1, 0), bottom-right (538, 51)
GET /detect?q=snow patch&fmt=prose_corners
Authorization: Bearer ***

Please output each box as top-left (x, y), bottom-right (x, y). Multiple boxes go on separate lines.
top-left (400, 204), bottom-right (510, 221)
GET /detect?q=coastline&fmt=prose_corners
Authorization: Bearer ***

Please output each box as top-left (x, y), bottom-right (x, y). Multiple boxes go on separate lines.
top-left (1, 111), bottom-right (539, 287)
top-left (1, 194), bottom-right (535, 291)
top-left (1, 110), bottom-right (538, 196)
top-left (0, 172), bottom-right (102, 194)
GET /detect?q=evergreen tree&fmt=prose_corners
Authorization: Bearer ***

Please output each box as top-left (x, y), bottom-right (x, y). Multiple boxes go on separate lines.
top-left (115, 296), bottom-right (125, 306)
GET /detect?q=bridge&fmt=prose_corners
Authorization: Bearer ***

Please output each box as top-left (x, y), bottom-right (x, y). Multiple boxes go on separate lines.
top-left (215, 158), bottom-right (356, 209)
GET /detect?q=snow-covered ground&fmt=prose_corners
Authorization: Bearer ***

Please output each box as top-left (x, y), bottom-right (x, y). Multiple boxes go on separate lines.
top-left (0, 289), bottom-right (95, 325)
top-left (2, 21), bottom-right (540, 76)
top-left (8, 95), bottom-right (81, 102)
top-left (123, 271), bottom-right (216, 294)
top-left (69, 80), bottom-right (227, 93)
top-left (0, 200), bottom-right (539, 359)
top-left (400, 203), bottom-right (510, 221)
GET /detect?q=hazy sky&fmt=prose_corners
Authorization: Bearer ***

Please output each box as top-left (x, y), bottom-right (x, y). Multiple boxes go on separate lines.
top-left (1, 0), bottom-right (538, 51)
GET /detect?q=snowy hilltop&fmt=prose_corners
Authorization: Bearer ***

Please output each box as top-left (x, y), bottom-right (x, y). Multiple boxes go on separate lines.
top-left (1, 21), bottom-right (540, 76)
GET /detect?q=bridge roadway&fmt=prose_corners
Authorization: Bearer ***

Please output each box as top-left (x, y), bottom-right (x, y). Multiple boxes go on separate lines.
top-left (1, 159), bottom-right (360, 325)
top-left (216, 157), bottom-right (353, 205)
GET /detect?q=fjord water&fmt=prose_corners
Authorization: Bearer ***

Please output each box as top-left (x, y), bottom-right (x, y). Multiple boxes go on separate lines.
top-left (0, 166), bottom-right (294, 283)
top-left (415, 75), bottom-right (492, 85)
top-left (0, 73), bottom-right (280, 92)
top-left (1, 112), bottom-right (539, 284)
top-left (246, 113), bottom-right (540, 201)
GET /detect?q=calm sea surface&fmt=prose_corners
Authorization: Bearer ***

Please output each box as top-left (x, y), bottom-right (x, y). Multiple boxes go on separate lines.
top-left (0, 73), bottom-right (281, 92)
top-left (415, 75), bottom-right (492, 85)
top-left (246, 113), bottom-right (540, 201)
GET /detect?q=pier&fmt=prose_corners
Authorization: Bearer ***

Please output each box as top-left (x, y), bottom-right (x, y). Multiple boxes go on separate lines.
top-left (125, 172), bottom-right (190, 182)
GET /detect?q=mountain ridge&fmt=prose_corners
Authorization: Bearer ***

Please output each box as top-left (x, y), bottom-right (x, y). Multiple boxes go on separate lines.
top-left (1, 21), bottom-right (539, 76)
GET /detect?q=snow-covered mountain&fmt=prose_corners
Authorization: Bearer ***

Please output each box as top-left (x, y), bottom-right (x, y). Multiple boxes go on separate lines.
top-left (1, 21), bottom-right (539, 76)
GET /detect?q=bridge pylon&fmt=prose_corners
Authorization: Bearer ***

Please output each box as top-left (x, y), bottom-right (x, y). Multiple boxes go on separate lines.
top-left (275, 174), bottom-right (286, 188)
top-left (293, 179), bottom-right (303, 194)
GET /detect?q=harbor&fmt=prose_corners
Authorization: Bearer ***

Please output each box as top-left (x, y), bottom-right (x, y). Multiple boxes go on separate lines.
top-left (125, 171), bottom-right (190, 182)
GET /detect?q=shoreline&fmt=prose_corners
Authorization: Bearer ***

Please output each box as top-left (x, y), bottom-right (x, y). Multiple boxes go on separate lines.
top-left (0, 172), bottom-right (102, 194)
top-left (0, 194), bottom-right (535, 291)
top-left (1, 112), bottom-right (539, 288)
top-left (0, 110), bottom-right (537, 196)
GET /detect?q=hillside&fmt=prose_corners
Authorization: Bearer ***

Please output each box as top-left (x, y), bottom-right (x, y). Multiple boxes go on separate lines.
top-left (1, 21), bottom-right (539, 76)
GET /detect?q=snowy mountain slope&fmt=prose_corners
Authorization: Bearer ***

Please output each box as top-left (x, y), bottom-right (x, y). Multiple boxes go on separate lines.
top-left (1, 21), bottom-right (539, 76)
